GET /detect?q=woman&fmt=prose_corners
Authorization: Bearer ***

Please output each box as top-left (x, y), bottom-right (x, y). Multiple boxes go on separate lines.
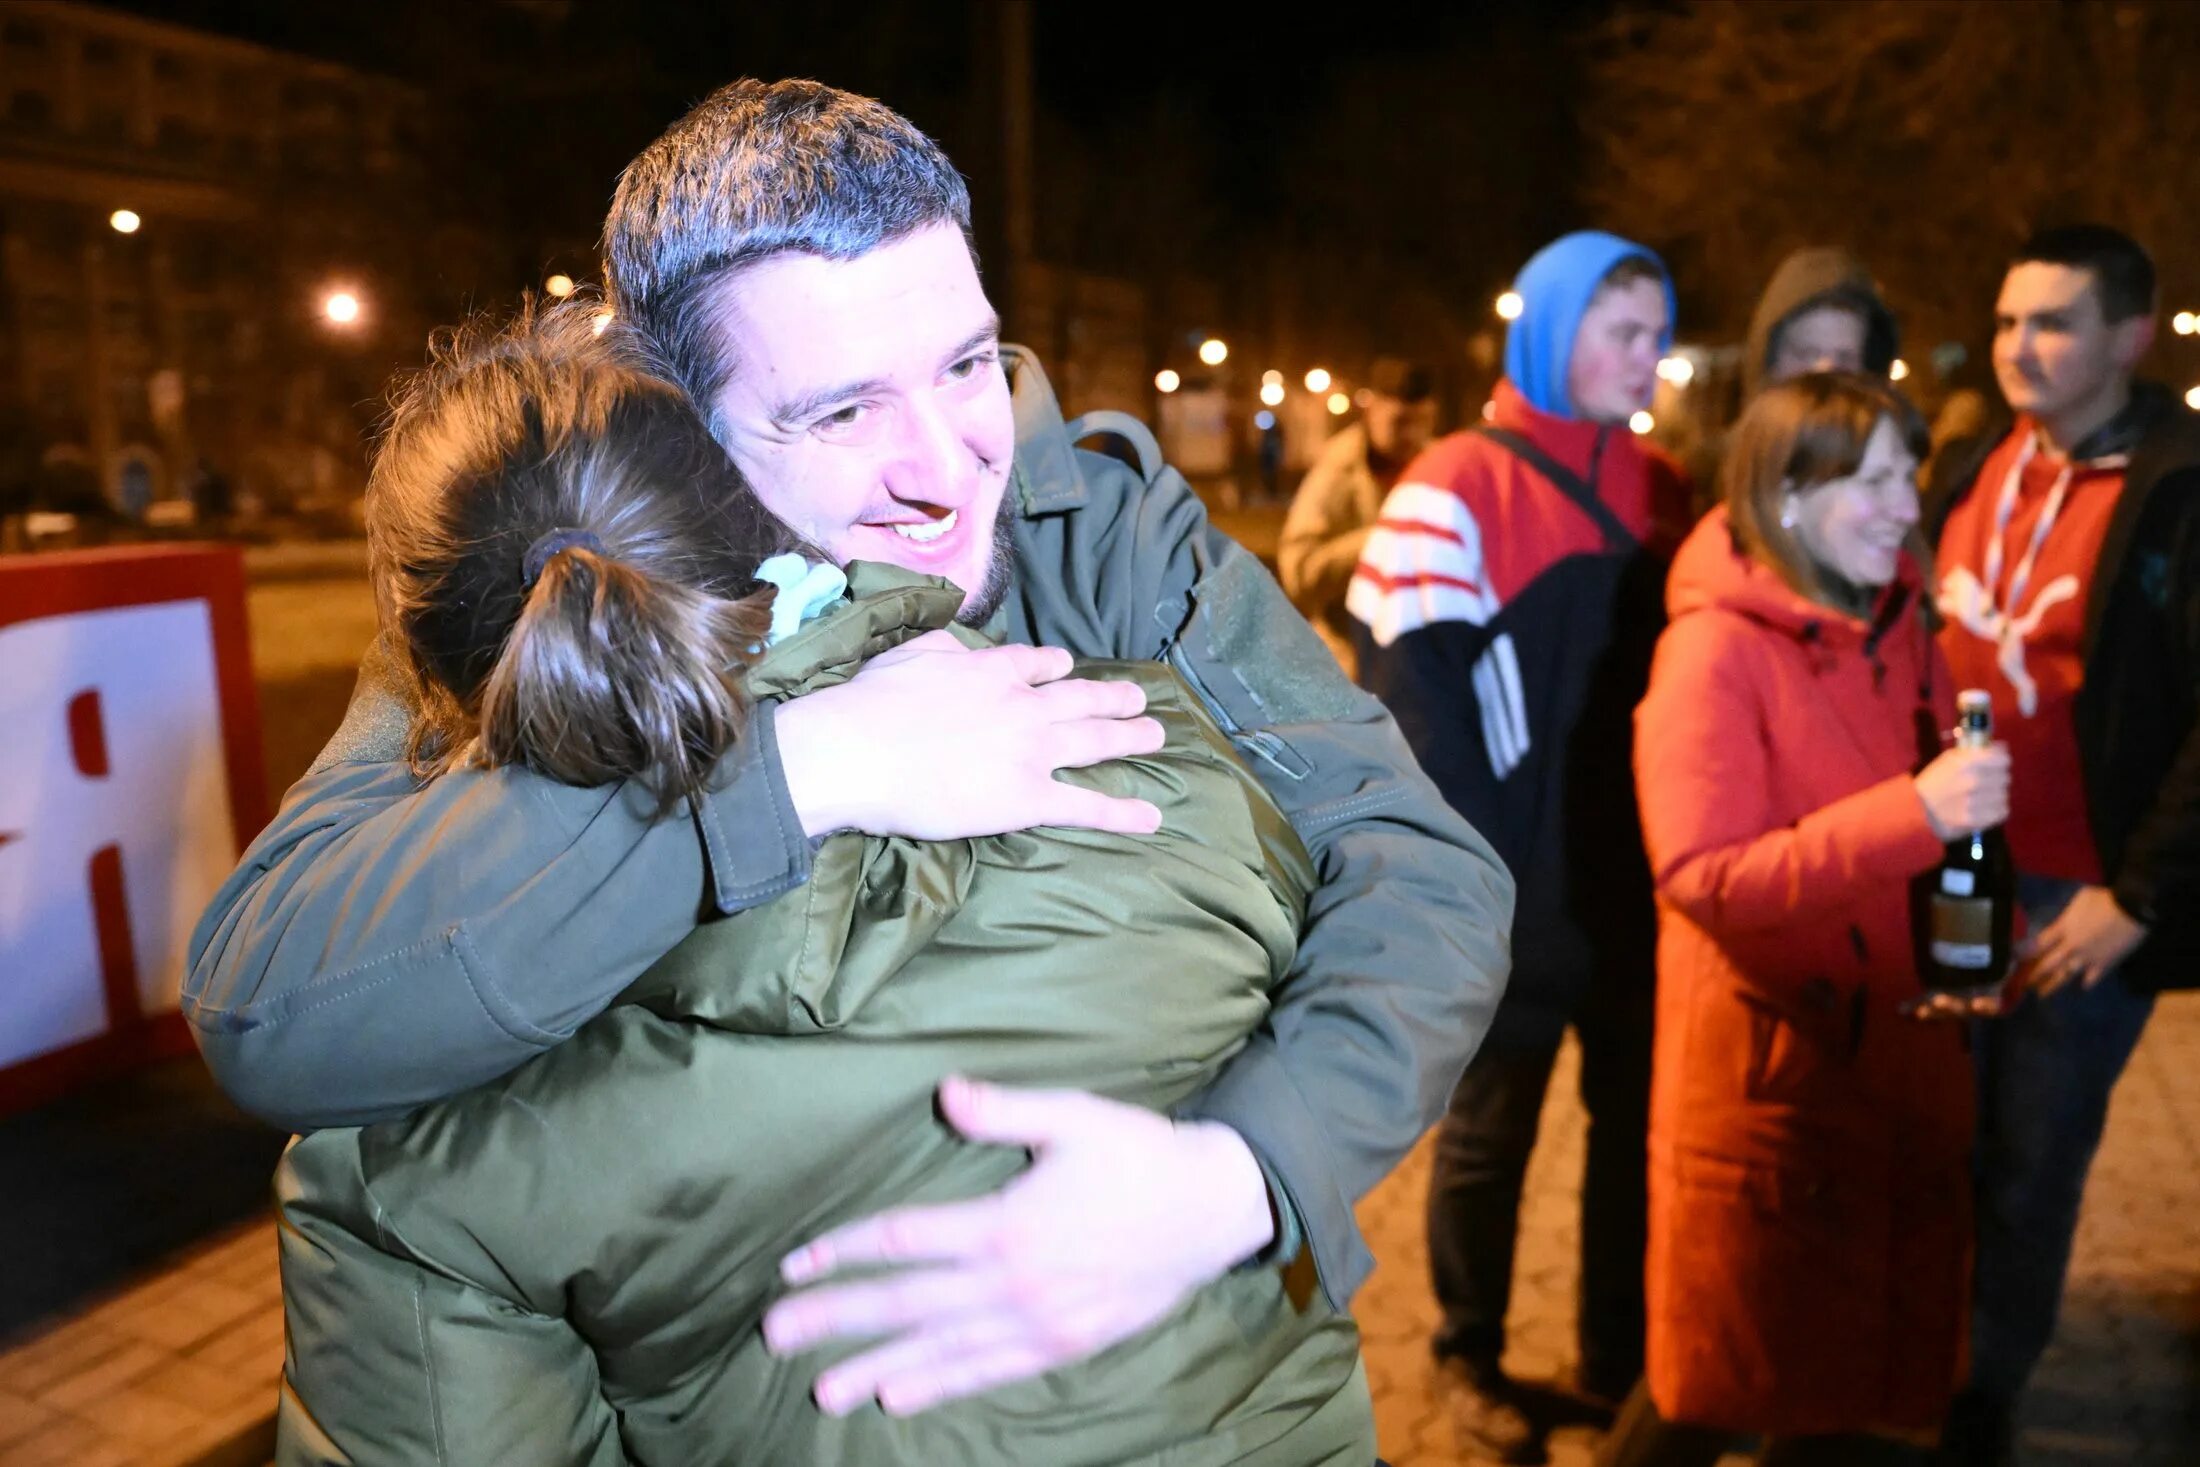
top-left (1598, 374), bottom-right (2010, 1466)
top-left (273, 304), bottom-right (1372, 1465)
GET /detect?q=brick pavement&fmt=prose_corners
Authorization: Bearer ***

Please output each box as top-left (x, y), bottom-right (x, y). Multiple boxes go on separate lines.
top-left (1355, 994), bottom-right (2200, 1466)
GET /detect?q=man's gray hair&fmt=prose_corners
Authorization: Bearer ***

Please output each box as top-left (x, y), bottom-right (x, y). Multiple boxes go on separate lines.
top-left (602, 79), bottom-right (975, 429)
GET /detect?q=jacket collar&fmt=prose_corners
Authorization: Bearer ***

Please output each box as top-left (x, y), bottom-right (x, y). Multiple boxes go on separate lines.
top-left (1005, 345), bottom-right (1088, 517)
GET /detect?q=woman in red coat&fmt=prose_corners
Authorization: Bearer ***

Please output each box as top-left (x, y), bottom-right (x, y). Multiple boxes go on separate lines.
top-left (1596, 374), bottom-right (2010, 1466)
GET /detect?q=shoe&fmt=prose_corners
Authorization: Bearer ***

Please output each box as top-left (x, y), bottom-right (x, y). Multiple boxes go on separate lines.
top-left (1435, 1354), bottom-right (1544, 1464)
top-left (1935, 1387), bottom-right (2015, 1467)
top-left (1566, 1360), bottom-right (1637, 1418)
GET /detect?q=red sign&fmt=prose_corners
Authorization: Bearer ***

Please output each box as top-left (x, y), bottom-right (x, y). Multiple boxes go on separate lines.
top-left (0, 546), bottom-right (267, 1114)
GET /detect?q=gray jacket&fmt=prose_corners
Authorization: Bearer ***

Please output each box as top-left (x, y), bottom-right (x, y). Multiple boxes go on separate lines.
top-left (184, 348), bottom-right (1515, 1304)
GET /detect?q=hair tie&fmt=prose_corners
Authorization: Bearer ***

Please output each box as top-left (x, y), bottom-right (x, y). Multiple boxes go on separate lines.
top-left (523, 527), bottom-right (605, 585)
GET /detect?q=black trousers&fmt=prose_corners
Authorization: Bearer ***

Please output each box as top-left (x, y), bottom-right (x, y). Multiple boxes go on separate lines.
top-left (1425, 973), bottom-right (1652, 1389)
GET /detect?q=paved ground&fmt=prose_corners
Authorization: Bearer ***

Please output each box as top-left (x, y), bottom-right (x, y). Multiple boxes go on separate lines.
top-left (1358, 1002), bottom-right (2200, 1466)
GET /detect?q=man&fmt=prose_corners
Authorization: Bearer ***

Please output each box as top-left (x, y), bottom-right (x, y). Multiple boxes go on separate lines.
top-left (1926, 224), bottom-right (2200, 1467)
top-left (1687, 246), bottom-right (1899, 505)
top-left (1278, 357), bottom-right (1440, 673)
top-left (187, 79), bottom-right (1512, 1419)
top-left (1349, 232), bottom-right (1692, 1462)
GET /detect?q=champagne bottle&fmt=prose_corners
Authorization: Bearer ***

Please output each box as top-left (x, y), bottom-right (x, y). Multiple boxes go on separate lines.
top-left (1913, 689), bottom-right (2015, 992)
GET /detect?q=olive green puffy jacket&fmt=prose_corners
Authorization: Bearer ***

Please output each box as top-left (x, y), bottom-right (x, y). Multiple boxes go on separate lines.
top-left (275, 564), bottom-right (1374, 1466)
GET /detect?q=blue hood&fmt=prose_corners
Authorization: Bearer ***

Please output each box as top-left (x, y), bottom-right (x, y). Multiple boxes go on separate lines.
top-left (1502, 231), bottom-right (1675, 419)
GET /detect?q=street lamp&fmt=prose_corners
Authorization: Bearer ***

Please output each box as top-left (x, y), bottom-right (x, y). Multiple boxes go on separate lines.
top-left (1495, 290), bottom-right (1524, 321)
top-left (2186, 385), bottom-right (2200, 411)
top-left (1326, 391), bottom-right (1350, 415)
top-left (1155, 368), bottom-right (1181, 393)
top-left (1890, 358), bottom-right (1911, 381)
top-left (545, 274), bottom-right (577, 299)
top-left (591, 307), bottom-right (614, 336)
top-left (322, 290), bottom-right (362, 326)
top-left (1305, 367), bottom-right (1332, 393)
top-left (1198, 337), bottom-right (1229, 366)
top-left (2176, 312), bottom-right (2197, 336)
top-left (1656, 356), bottom-right (1694, 386)
top-left (1630, 410), bottom-right (1655, 435)
top-left (109, 209), bottom-right (141, 234)
top-left (1259, 381), bottom-right (1285, 407)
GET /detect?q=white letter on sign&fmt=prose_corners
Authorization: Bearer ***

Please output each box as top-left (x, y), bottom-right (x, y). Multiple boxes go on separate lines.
top-left (0, 603), bottom-right (235, 1069)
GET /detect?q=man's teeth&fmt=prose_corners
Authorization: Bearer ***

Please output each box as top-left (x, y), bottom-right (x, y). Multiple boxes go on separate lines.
top-left (889, 510), bottom-right (956, 544)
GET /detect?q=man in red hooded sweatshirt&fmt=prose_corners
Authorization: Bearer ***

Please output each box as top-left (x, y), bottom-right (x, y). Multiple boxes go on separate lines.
top-left (1927, 225), bottom-right (2200, 1467)
top-left (1350, 231), bottom-right (1694, 1461)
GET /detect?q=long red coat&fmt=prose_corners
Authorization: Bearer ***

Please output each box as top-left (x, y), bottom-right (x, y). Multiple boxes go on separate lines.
top-left (1632, 510), bottom-right (1973, 1436)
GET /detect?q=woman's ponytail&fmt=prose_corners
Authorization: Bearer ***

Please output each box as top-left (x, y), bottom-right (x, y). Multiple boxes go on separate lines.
top-left (476, 542), bottom-right (773, 811)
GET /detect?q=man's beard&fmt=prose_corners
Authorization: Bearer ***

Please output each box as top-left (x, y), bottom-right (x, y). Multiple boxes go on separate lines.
top-left (956, 489), bottom-right (1021, 627)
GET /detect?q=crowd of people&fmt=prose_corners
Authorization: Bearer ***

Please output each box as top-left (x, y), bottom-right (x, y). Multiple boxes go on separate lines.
top-left (175, 74), bottom-right (2194, 1467)
top-left (1303, 223), bottom-right (2200, 1465)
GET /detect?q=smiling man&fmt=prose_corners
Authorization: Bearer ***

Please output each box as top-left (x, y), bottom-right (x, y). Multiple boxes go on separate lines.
top-left (187, 78), bottom-right (1511, 1428)
top-left (1925, 224), bottom-right (2200, 1467)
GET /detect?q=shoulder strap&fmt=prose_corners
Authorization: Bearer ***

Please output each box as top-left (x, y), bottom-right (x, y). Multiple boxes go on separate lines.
top-left (1064, 409), bottom-right (1165, 484)
top-left (1471, 424), bottom-right (1635, 552)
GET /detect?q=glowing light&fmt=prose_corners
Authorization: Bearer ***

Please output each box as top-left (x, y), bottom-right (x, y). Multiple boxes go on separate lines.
top-left (545, 273), bottom-right (576, 298)
top-left (591, 308), bottom-right (614, 336)
top-left (2186, 385), bottom-right (2200, 411)
top-left (1326, 391), bottom-right (1350, 415)
top-left (1656, 356), bottom-right (1695, 386)
top-left (1495, 290), bottom-right (1524, 321)
top-left (1630, 410), bottom-right (1655, 435)
top-left (2176, 312), bottom-right (2197, 336)
top-left (322, 291), bottom-right (361, 325)
top-left (1889, 358), bottom-right (1911, 381)
top-left (1155, 368), bottom-right (1181, 393)
top-left (1259, 381), bottom-right (1285, 407)
top-left (1254, 410), bottom-right (1276, 430)
top-left (1261, 368), bottom-right (1283, 387)
top-left (1480, 400), bottom-right (1496, 421)
top-left (108, 209), bottom-right (141, 234)
top-left (1198, 337), bottom-right (1228, 366)
top-left (1305, 367), bottom-right (1332, 393)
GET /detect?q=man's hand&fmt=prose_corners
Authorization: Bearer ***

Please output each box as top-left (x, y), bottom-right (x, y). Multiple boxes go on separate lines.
top-left (2021, 885), bottom-right (2148, 997)
top-left (761, 1077), bottom-right (1277, 1417)
top-left (775, 632), bottom-right (1165, 840)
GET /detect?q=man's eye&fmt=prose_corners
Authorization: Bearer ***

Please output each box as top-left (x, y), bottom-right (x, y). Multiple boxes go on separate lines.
top-left (820, 404), bottom-right (865, 429)
top-left (947, 352), bottom-right (994, 381)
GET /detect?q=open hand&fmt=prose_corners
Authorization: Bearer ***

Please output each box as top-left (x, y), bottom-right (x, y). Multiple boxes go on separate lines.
top-left (777, 632), bottom-right (1165, 840)
top-left (762, 1077), bottom-right (1276, 1417)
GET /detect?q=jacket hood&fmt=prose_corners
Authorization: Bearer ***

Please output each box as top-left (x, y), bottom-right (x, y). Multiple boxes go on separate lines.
top-left (1668, 505), bottom-right (1923, 647)
top-left (1744, 247), bottom-right (1899, 399)
top-left (1503, 230), bottom-right (1676, 419)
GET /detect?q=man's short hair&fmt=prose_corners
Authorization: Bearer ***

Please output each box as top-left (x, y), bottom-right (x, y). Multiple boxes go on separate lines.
top-left (1595, 253), bottom-right (1667, 297)
top-left (602, 79), bottom-right (975, 429)
top-left (2013, 225), bottom-right (2156, 323)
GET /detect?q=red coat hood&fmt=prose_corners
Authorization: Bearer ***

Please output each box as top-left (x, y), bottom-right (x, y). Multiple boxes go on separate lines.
top-left (1667, 505), bottom-right (1927, 648)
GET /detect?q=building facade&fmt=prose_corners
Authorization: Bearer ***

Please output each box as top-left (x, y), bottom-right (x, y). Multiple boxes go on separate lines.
top-left (0, 1), bottom-right (457, 527)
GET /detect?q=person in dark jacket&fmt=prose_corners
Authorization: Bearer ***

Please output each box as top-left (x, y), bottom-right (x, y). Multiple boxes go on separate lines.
top-left (1926, 224), bottom-right (2200, 1467)
top-left (1348, 231), bottom-right (1693, 1460)
top-left (277, 306), bottom-right (1373, 1466)
top-left (1602, 373), bottom-right (2006, 1467)
top-left (1687, 247), bottom-right (1900, 508)
top-left (186, 79), bottom-right (1513, 1420)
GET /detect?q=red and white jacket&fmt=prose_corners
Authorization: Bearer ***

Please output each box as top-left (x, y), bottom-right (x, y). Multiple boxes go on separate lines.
top-left (1348, 378), bottom-right (1693, 1040)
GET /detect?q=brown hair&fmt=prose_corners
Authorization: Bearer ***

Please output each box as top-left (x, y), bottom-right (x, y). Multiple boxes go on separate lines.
top-left (1721, 371), bottom-right (1932, 609)
top-left (1596, 253), bottom-right (1667, 297)
top-left (367, 299), bottom-right (799, 811)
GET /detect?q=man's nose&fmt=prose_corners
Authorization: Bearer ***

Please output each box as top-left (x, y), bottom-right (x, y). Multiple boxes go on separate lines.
top-left (882, 396), bottom-right (972, 506)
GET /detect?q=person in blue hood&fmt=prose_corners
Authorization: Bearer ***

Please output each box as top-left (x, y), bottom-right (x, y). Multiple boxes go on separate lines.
top-left (1349, 230), bottom-right (1694, 1462)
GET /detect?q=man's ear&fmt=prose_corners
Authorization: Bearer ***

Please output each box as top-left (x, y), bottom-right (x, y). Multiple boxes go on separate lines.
top-left (2113, 311), bottom-right (2157, 372)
